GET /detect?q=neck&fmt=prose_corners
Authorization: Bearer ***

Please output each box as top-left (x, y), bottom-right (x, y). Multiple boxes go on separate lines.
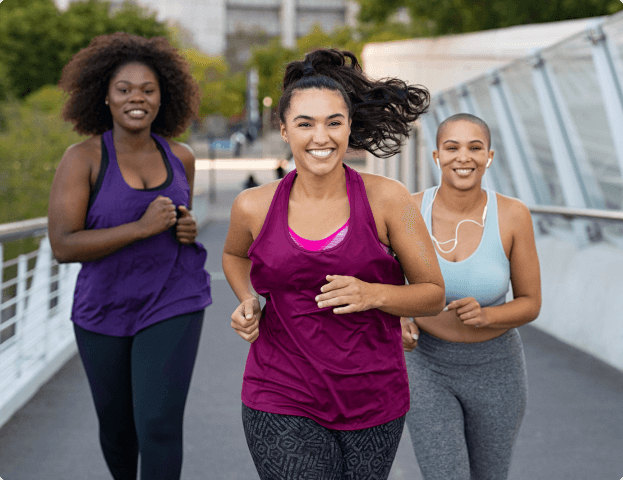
top-left (292, 163), bottom-right (347, 202)
top-left (436, 182), bottom-right (486, 215)
top-left (111, 126), bottom-right (155, 153)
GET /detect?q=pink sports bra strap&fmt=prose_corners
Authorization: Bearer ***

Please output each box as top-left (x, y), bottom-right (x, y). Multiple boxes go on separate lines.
top-left (288, 177), bottom-right (351, 251)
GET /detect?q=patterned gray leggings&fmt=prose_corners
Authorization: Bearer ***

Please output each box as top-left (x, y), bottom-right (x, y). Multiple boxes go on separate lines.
top-left (242, 404), bottom-right (405, 480)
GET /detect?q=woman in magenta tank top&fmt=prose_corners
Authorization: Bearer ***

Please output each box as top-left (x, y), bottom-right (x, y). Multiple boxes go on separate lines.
top-left (48, 34), bottom-right (210, 480)
top-left (222, 49), bottom-right (445, 480)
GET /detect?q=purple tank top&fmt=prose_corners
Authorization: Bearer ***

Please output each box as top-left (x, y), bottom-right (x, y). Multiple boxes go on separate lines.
top-left (71, 130), bottom-right (211, 336)
top-left (243, 165), bottom-right (408, 430)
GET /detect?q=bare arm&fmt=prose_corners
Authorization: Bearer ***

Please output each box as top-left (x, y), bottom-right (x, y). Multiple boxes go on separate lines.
top-left (48, 143), bottom-right (177, 263)
top-left (447, 198), bottom-right (542, 329)
top-left (222, 187), bottom-right (272, 342)
top-left (316, 178), bottom-right (445, 318)
top-left (481, 199), bottom-right (541, 328)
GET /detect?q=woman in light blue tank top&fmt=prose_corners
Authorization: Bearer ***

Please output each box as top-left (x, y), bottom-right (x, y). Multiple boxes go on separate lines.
top-left (402, 114), bottom-right (542, 480)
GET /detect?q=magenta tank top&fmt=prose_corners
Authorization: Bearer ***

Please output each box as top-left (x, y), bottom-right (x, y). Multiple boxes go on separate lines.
top-left (71, 131), bottom-right (212, 336)
top-left (243, 165), bottom-right (408, 430)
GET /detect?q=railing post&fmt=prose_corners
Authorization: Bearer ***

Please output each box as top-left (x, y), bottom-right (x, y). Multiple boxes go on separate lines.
top-left (32, 237), bottom-right (52, 362)
top-left (401, 130), bottom-right (417, 193)
top-left (420, 112), bottom-right (440, 184)
top-left (531, 49), bottom-right (605, 210)
top-left (488, 71), bottom-right (551, 205)
top-left (15, 254), bottom-right (28, 377)
top-left (587, 20), bottom-right (623, 179)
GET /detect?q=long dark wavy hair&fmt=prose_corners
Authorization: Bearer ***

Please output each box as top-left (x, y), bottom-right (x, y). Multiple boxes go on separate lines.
top-left (278, 49), bottom-right (430, 158)
top-left (59, 32), bottom-right (199, 138)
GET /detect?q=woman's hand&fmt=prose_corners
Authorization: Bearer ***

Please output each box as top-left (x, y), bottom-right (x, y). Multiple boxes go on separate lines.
top-left (231, 297), bottom-right (262, 343)
top-left (138, 195), bottom-right (177, 237)
top-left (176, 205), bottom-right (198, 244)
top-left (446, 297), bottom-right (490, 329)
top-left (401, 317), bottom-right (419, 351)
top-left (316, 275), bottom-right (375, 314)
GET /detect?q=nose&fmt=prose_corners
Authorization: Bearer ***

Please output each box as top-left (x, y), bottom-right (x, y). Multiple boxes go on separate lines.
top-left (129, 90), bottom-right (145, 103)
top-left (312, 125), bottom-right (329, 144)
top-left (457, 147), bottom-right (470, 162)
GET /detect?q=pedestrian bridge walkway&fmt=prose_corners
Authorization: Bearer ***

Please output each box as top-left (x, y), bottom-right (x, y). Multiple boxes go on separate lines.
top-left (0, 185), bottom-right (622, 480)
top-left (3, 12), bottom-right (623, 479)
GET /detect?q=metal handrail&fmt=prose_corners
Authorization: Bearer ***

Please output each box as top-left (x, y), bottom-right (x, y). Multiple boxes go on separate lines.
top-left (0, 217), bottom-right (48, 243)
top-left (1, 204), bottom-right (622, 245)
top-left (527, 205), bottom-right (623, 221)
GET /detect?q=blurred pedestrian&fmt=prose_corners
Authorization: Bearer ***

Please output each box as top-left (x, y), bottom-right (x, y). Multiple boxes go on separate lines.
top-left (222, 48), bottom-right (445, 480)
top-left (243, 174), bottom-right (260, 189)
top-left (401, 113), bottom-right (542, 480)
top-left (48, 32), bottom-right (211, 480)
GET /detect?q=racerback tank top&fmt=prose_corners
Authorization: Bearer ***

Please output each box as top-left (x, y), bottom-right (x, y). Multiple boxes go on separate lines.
top-left (71, 130), bottom-right (212, 336)
top-left (421, 187), bottom-right (510, 307)
top-left (243, 165), bottom-right (408, 430)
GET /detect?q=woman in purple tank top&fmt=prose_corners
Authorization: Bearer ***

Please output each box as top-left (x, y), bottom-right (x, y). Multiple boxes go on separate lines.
top-left (222, 49), bottom-right (446, 480)
top-left (48, 33), bottom-right (211, 480)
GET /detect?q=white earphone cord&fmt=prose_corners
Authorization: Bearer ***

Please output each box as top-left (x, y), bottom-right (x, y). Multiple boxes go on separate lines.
top-left (424, 185), bottom-right (488, 254)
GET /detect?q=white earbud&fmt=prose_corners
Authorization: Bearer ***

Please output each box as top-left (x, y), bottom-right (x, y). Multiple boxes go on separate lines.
top-left (486, 158), bottom-right (492, 168)
top-left (435, 159), bottom-right (440, 170)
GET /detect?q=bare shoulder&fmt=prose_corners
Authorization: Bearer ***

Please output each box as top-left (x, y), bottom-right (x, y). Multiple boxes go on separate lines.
top-left (59, 136), bottom-right (100, 173)
top-left (232, 180), bottom-right (281, 233)
top-left (359, 172), bottom-right (412, 206)
top-left (497, 193), bottom-right (533, 229)
top-left (168, 140), bottom-right (195, 169)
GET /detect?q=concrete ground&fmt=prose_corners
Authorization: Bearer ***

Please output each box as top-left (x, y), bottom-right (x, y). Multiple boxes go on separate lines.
top-left (1, 181), bottom-right (622, 480)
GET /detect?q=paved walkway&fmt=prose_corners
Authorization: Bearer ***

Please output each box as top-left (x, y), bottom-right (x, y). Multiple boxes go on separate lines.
top-left (1, 187), bottom-right (622, 480)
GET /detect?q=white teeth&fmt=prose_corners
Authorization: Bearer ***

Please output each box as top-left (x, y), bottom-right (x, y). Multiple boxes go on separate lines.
top-left (455, 169), bottom-right (474, 176)
top-left (309, 149), bottom-right (332, 158)
top-left (127, 110), bottom-right (146, 118)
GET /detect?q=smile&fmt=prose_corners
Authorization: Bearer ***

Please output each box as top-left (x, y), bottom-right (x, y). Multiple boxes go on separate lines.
top-left (308, 149), bottom-right (333, 158)
top-left (126, 109), bottom-right (147, 118)
top-left (454, 168), bottom-right (475, 177)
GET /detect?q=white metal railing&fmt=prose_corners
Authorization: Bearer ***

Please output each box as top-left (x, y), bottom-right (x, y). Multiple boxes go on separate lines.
top-left (0, 231), bottom-right (80, 429)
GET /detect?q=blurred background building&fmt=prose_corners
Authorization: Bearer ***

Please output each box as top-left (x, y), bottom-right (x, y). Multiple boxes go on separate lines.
top-left (55, 0), bottom-right (358, 65)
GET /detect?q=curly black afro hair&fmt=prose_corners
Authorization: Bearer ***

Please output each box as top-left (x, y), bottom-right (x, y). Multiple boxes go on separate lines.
top-left (59, 32), bottom-right (199, 138)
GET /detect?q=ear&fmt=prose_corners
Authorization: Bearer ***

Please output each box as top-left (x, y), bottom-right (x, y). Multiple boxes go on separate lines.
top-left (432, 151), bottom-right (440, 169)
top-left (280, 123), bottom-right (288, 143)
top-left (486, 151), bottom-right (494, 168)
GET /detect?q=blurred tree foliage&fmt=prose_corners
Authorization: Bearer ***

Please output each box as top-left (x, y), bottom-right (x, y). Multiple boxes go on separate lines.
top-left (0, 87), bottom-right (84, 225)
top-left (354, 0), bottom-right (623, 36)
top-left (182, 49), bottom-right (246, 119)
top-left (0, 0), bottom-right (168, 99)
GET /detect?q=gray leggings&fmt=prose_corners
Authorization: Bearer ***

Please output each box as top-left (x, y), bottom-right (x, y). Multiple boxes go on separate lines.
top-left (405, 328), bottom-right (527, 480)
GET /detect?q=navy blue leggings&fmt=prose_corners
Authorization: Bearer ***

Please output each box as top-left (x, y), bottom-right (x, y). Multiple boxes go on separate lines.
top-left (74, 311), bottom-right (204, 480)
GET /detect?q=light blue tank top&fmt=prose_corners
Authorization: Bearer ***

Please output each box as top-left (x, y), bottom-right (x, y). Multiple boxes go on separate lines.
top-left (421, 187), bottom-right (510, 307)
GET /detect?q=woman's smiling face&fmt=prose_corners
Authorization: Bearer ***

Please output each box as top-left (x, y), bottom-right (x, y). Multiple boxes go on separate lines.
top-left (106, 62), bottom-right (161, 133)
top-left (280, 88), bottom-right (351, 177)
top-left (434, 119), bottom-right (494, 189)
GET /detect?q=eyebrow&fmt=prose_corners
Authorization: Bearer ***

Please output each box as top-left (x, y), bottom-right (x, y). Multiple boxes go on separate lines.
top-left (115, 80), bottom-right (157, 86)
top-left (442, 139), bottom-right (485, 145)
top-left (292, 113), bottom-right (346, 122)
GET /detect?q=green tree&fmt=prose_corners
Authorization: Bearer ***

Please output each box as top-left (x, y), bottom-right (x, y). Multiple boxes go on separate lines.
top-left (355, 0), bottom-right (623, 35)
top-left (181, 48), bottom-right (246, 119)
top-left (0, 87), bottom-right (84, 224)
top-left (0, 0), bottom-right (169, 99)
